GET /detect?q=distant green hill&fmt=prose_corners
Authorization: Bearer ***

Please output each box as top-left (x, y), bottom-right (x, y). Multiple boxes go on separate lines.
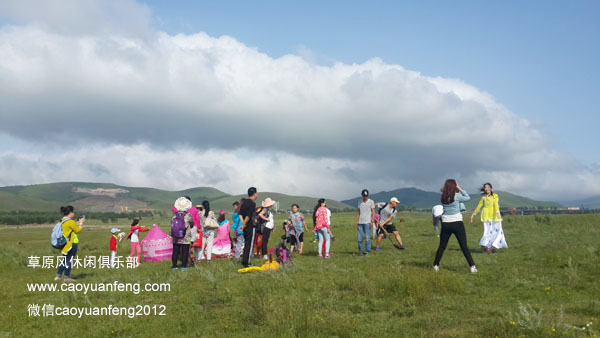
top-left (210, 192), bottom-right (354, 213)
top-left (0, 182), bottom-right (354, 213)
top-left (341, 187), bottom-right (562, 210)
top-left (342, 188), bottom-right (439, 209)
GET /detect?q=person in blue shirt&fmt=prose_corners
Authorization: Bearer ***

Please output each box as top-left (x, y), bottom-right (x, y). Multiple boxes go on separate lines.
top-left (433, 179), bottom-right (478, 274)
top-left (230, 201), bottom-right (244, 261)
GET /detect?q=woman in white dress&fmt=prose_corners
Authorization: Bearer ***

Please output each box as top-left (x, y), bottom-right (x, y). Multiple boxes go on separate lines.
top-left (199, 200), bottom-right (217, 261)
top-left (470, 183), bottom-right (508, 253)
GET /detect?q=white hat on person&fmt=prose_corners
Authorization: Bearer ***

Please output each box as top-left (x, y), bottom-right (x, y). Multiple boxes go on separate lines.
top-left (174, 197), bottom-right (192, 211)
top-left (390, 197), bottom-right (400, 204)
top-left (262, 198), bottom-right (276, 208)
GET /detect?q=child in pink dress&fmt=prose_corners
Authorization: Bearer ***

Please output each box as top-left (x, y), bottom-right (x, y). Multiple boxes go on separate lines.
top-left (212, 209), bottom-right (232, 257)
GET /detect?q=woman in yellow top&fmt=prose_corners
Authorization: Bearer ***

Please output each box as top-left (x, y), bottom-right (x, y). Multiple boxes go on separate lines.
top-left (55, 205), bottom-right (85, 282)
top-left (470, 183), bottom-right (507, 253)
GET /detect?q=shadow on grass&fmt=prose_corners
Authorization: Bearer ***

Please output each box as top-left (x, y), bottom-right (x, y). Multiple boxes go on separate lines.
top-left (445, 247), bottom-right (485, 254)
top-left (417, 233), bottom-right (440, 238)
top-left (405, 261), bottom-right (433, 268)
top-left (71, 272), bottom-right (94, 280)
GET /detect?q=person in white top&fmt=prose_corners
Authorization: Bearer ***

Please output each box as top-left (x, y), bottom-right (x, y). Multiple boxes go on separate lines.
top-left (259, 198), bottom-right (277, 260)
top-left (199, 200), bottom-right (217, 261)
top-left (326, 207), bottom-right (334, 241)
top-left (127, 218), bottom-right (148, 265)
top-left (432, 205), bottom-right (443, 237)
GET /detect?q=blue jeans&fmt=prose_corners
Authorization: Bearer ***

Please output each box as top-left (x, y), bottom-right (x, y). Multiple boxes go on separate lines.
top-left (57, 243), bottom-right (77, 277)
top-left (317, 228), bottom-right (330, 255)
top-left (357, 223), bottom-right (371, 253)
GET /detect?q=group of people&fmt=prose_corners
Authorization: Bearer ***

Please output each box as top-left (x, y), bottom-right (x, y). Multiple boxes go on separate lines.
top-left (165, 187), bottom-right (334, 270)
top-left (356, 180), bottom-right (508, 273)
top-left (356, 189), bottom-right (407, 256)
top-left (235, 188), bottom-right (333, 268)
top-left (52, 179), bottom-right (508, 280)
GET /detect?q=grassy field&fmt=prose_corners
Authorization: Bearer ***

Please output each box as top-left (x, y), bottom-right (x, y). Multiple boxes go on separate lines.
top-left (0, 212), bottom-right (599, 337)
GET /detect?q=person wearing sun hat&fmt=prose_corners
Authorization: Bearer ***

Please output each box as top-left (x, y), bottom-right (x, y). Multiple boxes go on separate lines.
top-left (171, 197), bottom-right (194, 271)
top-left (258, 197), bottom-right (276, 259)
top-left (375, 197), bottom-right (406, 251)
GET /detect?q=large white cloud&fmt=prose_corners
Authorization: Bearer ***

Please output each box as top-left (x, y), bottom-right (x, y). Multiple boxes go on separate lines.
top-left (0, 0), bottom-right (598, 201)
top-left (0, 137), bottom-right (383, 199)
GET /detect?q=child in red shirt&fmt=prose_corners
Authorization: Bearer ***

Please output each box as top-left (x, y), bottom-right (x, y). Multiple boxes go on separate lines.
top-left (110, 228), bottom-right (120, 268)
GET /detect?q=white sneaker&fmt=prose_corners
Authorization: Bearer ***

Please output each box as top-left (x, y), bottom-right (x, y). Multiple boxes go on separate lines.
top-left (263, 255), bottom-right (268, 260)
top-left (470, 266), bottom-right (478, 273)
top-left (433, 265), bottom-right (439, 272)
top-left (54, 276), bottom-right (61, 281)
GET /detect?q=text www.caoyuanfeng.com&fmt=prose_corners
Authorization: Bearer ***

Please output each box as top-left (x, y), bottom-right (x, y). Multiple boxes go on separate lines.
top-left (27, 281), bottom-right (170, 295)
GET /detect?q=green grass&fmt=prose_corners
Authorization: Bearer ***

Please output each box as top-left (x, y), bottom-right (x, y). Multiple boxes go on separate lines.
top-left (1, 212), bottom-right (599, 337)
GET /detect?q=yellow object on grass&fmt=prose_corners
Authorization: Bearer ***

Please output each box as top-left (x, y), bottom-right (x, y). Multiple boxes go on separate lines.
top-left (260, 260), bottom-right (280, 271)
top-left (237, 260), bottom-right (280, 273)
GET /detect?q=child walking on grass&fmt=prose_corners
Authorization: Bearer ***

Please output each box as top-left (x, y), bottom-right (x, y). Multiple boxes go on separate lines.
top-left (283, 219), bottom-right (298, 253)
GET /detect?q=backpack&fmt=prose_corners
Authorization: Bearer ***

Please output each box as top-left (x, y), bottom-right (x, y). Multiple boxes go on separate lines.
top-left (255, 207), bottom-right (269, 234)
top-left (171, 211), bottom-right (188, 239)
top-left (51, 218), bottom-right (71, 249)
top-left (378, 203), bottom-right (397, 217)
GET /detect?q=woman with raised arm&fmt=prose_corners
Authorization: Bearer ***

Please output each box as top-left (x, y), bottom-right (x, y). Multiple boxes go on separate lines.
top-left (433, 179), bottom-right (477, 273)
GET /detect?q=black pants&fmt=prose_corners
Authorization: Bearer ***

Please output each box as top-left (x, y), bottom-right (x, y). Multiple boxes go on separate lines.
top-left (434, 221), bottom-right (475, 267)
top-left (172, 243), bottom-right (190, 268)
top-left (260, 228), bottom-right (272, 256)
top-left (241, 226), bottom-right (256, 267)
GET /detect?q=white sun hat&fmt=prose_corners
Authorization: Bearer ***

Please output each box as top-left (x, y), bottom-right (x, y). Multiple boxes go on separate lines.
top-left (174, 197), bottom-right (192, 211)
top-left (262, 198), bottom-right (276, 208)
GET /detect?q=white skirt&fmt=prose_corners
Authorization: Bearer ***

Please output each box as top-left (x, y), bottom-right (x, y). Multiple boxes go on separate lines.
top-left (479, 222), bottom-right (508, 249)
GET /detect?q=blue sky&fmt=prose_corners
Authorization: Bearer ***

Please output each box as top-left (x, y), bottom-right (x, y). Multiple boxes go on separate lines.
top-left (147, 0), bottom-right (600, 164)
